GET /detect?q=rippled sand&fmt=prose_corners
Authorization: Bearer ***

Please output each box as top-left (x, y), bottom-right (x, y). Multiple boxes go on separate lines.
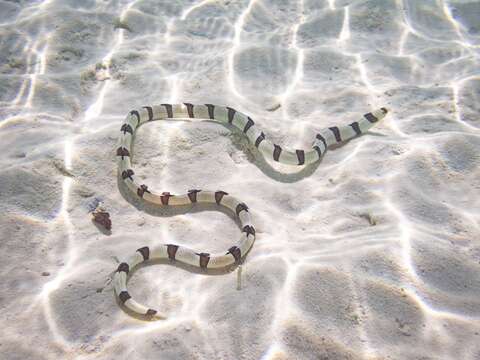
top-left (1, 0), bottom-right (480, 359)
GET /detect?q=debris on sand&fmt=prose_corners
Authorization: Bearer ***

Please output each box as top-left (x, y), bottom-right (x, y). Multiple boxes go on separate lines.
top-left (92, 202), bottom-right (112, 231)
top-left (53, 159), bottom-right (75, 177)
top-left (359, 212), bottom-right (377, 226)
top-left (266, 103), bottom-right (281, 112)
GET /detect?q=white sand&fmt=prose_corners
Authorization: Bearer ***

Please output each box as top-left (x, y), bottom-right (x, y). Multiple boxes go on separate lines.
top-left (1, 0), bottom-right (480, 359)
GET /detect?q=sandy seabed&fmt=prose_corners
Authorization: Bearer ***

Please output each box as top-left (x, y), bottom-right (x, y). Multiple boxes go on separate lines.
top-left (1, 0), bottom-right (480, 359)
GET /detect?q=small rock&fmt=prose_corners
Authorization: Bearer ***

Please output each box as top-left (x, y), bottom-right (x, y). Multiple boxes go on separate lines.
top-left (42, 272), bottom-right (50, 276)
top-left (92, 202), bottom-right (112, 231)
top-left (266, 103), bottom-right (281, 112)
top-left (53, 159), bottom-right (75, 177)
top-left (359, 212), bottom-right (376, 226)
top-left (75, 186), bottom-right (95, 198)
top-left (93, 210), bottom-right (112, 231)
top-left (13, 152), bottom-right (26, 158)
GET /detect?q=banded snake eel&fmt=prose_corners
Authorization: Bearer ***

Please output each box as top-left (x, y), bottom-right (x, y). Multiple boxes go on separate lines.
top-left (114, 103), bottom-right (388, 319)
